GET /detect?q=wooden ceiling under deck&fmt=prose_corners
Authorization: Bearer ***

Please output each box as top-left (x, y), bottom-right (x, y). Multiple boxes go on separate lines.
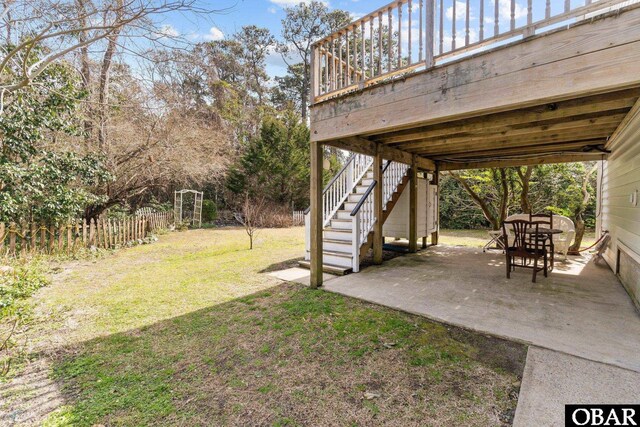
top-left (360, 89), bottom-right (640, 171)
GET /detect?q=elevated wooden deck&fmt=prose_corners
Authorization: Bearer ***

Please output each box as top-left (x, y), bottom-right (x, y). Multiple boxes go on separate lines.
top-left (310, 2), bottom-right (640, 171)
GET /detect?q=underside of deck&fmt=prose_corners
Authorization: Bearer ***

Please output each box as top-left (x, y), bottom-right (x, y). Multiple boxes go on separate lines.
top-left (310, 4), bottom-right (640, 171)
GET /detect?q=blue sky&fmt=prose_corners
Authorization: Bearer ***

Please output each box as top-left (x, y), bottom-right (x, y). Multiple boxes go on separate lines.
top-left (160, 0), bottom-right (393, 77)
top-left (158, 0), bottom-right (582, 78)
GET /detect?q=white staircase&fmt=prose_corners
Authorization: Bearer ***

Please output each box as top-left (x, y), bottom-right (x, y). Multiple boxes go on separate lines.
top-left (300, 154), bottom-right (410, 275)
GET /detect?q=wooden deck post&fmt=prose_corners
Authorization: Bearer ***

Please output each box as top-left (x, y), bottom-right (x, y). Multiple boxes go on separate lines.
top-left (373, 148), bottom-right (383, 264)
top-left (430, 167), bottom-right (439, 246)
top-left (409, 155), bottom-right (418, 253)
top-left (310, 140), bottom-right (324, 289)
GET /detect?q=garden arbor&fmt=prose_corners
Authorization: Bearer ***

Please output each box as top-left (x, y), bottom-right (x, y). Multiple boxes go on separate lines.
top-left (174, 189), bottom-right (203, 228)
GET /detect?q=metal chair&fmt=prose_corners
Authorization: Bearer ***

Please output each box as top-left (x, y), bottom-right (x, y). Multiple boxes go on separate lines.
top-left (503, 220), bottom-right (549, 283)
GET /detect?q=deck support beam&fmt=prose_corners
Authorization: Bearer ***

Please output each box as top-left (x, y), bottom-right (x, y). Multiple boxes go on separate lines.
top-left (310, 140), bottom-right (323, 288)
top-left (373, 148), bottom-right (383, 264)
top-left (409, 155), bottom-right (418, 253)
top-left (324, 136), bottom-right (436, 171)
top-left (430, 169), bottom-right (439, 246)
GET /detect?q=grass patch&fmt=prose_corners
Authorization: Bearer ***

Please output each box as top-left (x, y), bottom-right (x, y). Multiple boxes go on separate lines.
top-left (46, 283), bottom-right (525, 426)
top-left (2, 227), bottom-right (526, 426)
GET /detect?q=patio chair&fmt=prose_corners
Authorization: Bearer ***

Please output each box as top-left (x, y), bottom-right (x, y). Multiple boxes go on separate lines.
top-left (529, 212), bottom-right (554, 268)
top-left (502, 220), bottom-right (549, 283)
top-left (550, 215), bottom-right (576, 260)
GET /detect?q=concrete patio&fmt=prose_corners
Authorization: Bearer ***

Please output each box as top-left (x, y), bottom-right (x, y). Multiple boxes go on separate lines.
top-left (323, 245), bottom-right (640, 372)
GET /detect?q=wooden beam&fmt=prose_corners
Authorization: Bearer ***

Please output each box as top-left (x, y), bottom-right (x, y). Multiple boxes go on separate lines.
top-left (430, 169), bottom-right (439, 246)
top-left (412, 127), bottom-right (617, 156)
top-left (396, 116), bottom-right (624, 152)
top-left (310, 6), bottom-right (640, 142)
top-left (431, 139), bottom-right (607, 160)
top-left (438, 153), bottom-right (607, 171)
top-left (373, 149), bottom-right (383, 264)
top-left (324, 136), bottom-right (436, 170)
top-left (310, 140), bottom-right (323, 288)
top-left (409, 156), bottom-right (418, 253)
top-left (371, 91), bottom-right (638, 144)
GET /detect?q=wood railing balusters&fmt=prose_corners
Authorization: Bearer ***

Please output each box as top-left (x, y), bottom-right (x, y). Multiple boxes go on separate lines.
top-left (452, 0), bottom-right (457, 49)
top-left (466, 0), bottom-right (470, 45)
top-left (419, 0), bottom-right (424, 61)
top-left (408, 0), bottom-right (413, 64)
top-left (388, 8), bottom-right (393, 72)
top-left (397, 4), bottom-right (402, 68)
top-left (439, 0), bottom-right (444, 54)
top-left (426, 0), bottom-right (434, 66)
top-left (346, 28), bottom-right (351, 86)
top-left (494, 0), bottom-right (500, 36)
top-left (480, 0), bottom-right (484, 41)
top-left (310, 0), bottom-right (626, 101)
top-left (378, 12), bottom-right (383, 75)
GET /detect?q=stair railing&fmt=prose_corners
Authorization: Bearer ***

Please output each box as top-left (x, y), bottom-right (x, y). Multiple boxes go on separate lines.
top-left (350, 180), bottom-right (377, 272)
top-left (304, 152), bottom-right (372, 258)
top-left (382, 161), bottom-right (410, 209)
top-left (304, 152), bottom-right (372, 227)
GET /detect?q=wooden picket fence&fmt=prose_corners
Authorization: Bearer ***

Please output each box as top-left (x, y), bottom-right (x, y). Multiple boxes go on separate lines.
top-left (0, 211), bottom-right (174, 257)
top-left (292, 210), bottom-right (305, 225)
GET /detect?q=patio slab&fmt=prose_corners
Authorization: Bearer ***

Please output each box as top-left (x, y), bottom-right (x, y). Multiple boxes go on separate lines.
top-left (268, 267), bottom-right (336, 286)
top-left (323, 245), bottom-right (640, 372)
top-left (514, 347), bottom-right (640, 427)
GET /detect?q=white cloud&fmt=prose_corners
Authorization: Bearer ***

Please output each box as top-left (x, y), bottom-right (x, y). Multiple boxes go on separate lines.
top-left (446, 1), bottom-right (471, 21)
top-left (204, 26), bottom-right (224, 41)
top-left (158, 24), bottom-right (179, 38)
top-left (497, 0), bottom-right (527, 21)
top-left (267, 6), bottom-right (277, 13)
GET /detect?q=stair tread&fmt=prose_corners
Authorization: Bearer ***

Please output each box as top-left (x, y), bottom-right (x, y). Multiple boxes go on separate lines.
top-left (298, 260), bottom-right (352, 275)
top-left (324, 228), bottom-right (350, 233)
top-left (324, 238), bottom-right (352, 244)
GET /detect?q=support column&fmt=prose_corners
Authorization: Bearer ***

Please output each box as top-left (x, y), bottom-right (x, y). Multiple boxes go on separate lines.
top-left (409, 155), bottom-right (418, 253)
top-left (430, 167), bottom-right (439, 246)
top-left (373, 149), bottom-right (383, 264)
top-left (310, 141), bottom-right (323, 289)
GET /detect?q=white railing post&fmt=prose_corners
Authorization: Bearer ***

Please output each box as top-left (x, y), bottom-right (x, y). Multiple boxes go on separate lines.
top-left (425, 0), bottom-right (435, 68)
top-left (352, 213), bottom-right (360, 272)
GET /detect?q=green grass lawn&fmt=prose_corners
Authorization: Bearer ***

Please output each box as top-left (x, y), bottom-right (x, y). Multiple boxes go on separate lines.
top-left (2, 227), bottom-right (525, 426)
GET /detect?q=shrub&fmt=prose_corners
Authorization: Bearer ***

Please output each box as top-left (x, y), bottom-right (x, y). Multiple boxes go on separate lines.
top-left (202, 199), bottom-right (218, 223)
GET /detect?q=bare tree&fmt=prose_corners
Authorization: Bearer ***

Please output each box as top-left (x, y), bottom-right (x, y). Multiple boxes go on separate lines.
top-left (0, 0), bottom-right (222, 113)
top-left (234, 193), bottom-right (266, 250)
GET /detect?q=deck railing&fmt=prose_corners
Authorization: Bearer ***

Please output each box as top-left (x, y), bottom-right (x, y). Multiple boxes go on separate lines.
top-left (382, 161), bottom-right (410, 208)
top-left (311, 0), bottom-right (631, 103)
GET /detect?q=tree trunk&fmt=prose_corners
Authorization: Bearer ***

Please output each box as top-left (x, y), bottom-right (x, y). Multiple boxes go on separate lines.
top-left (97, 0), bottom-right (123, 149)
top-left (516, 166), bottom-right (533, 214)
top-left (498, 168), bottom-right (509, 225)
top-left (301, 61), bottom-right (309, 120)
top-left (568, 163), bottom-right (598, 254)
top-left (450, 172), bottom-right (500, 229)
top-left (77, 0), bottom-right (93, 144)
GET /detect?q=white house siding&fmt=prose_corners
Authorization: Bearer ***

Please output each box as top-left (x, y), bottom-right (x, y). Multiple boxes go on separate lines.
top-left (599, 108), bottom-right (640, 308)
